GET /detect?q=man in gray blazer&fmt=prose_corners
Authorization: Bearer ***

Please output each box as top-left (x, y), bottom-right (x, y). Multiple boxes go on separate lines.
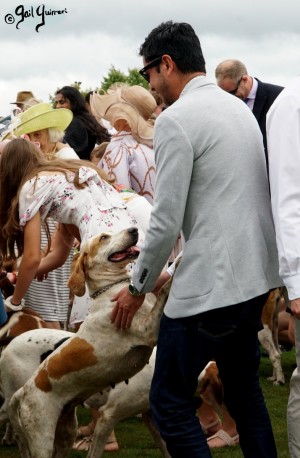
top-left (112, 21), bottom-right (280, 457)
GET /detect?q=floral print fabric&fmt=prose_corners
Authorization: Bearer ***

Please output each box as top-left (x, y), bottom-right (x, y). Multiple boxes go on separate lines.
top-left (19, 166), bottom-right (138, 244)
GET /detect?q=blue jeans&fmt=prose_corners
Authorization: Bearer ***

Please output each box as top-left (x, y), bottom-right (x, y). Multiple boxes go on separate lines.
top-left (150, 292), bottom-right (277, 458)
top-left (0, 293), bottom-right (7, 325)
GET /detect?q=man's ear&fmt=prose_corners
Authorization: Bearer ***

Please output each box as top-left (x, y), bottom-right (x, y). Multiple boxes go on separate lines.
top-left (161, 54), bottom-right (173, 70)
top-left (161, 54), bottom-right (177, 78)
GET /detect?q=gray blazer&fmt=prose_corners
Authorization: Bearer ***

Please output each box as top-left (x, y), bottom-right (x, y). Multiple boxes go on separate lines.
top-left (132, 76), bottom-right (282, 318)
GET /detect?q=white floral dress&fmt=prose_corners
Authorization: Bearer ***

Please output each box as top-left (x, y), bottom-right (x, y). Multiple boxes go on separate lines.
top-left (19, 167), bottom-right (139, 244)
top-left (19, 166), bottom-right (151, 326)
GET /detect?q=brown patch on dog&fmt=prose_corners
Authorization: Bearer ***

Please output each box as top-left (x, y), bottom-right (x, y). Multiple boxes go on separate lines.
top-left (34, 337), bottom-right (97, 392)
top-left (35, 369), bottom-right (52, 392)
top-left (9, 314), bottom-right (48, 337)
top-left (46, 337), bottom-right (97, 379)
top-left (261, 289), bottom-right (281, 328)
top-left (67, 253), bottom-right (87, 296)
top-left (196, 362), bottom-right (224, 416)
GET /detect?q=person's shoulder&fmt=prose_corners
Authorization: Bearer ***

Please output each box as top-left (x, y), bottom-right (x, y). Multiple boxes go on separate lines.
top-left (69, 116), bottom-right (85, 127)
top-left (20, 177), bottom-right (35, 194)
top-left (56, 144), bottom-right (80, 159)
top-left (255, 78), bottom-right (284, 95)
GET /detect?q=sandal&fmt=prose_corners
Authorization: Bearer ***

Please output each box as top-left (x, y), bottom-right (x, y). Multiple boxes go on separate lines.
top-left (73, 435), bottom-right (93, 451)
top-left (200, 418), bottom-right (221, 436)
top-left (207, 429), bottom-right (239, 448)
top-left (72, 434), bottom-right (119, 452)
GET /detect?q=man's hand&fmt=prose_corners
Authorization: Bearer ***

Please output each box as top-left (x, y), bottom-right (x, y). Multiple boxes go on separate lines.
top-left (111, 286), bottom-right (145, 330)
top-left (291, 298), bottom-right (300, 319)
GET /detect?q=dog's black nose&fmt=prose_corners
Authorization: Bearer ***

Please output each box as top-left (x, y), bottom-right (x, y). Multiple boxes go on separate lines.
top-left (128, 227), bottom-right (138, 235)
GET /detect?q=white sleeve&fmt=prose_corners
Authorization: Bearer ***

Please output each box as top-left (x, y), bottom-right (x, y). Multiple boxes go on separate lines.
top-left (268, 91), bottom-right (300, 299)
top-left (55, 147), bottom-right (79, 160)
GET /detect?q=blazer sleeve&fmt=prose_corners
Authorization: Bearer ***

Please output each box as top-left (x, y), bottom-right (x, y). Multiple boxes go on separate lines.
top-left (131, 114), bottom-right (193, 293)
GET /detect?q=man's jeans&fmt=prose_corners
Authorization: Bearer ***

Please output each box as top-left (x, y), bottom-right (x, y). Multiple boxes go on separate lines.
top-left (150, 292), bottom-right (277, 457)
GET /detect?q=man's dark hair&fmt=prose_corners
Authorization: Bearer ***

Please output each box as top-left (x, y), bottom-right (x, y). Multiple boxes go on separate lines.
top-left (139, 21), bottom-right (206, 74)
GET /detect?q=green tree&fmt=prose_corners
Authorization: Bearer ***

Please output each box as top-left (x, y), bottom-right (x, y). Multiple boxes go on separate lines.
top-left (99, 66), bottom-right (149, 93)
top-left (48, 67), bottom-right (149, 104)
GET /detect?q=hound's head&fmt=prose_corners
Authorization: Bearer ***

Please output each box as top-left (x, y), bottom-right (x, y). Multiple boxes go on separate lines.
top-left (67, 227), bottom-right (139, 297)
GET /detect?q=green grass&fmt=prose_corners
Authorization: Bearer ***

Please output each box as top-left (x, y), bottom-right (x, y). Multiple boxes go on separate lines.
top-left (0, 347), bottom-right (295, 457)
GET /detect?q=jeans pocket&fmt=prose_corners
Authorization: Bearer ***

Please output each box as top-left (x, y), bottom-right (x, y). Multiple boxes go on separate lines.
top-left (197, 320), bottom-right (237, 339)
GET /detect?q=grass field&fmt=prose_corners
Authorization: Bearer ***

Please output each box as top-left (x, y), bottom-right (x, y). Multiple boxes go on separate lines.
top-left (0, 347), bottom-right (295, 457)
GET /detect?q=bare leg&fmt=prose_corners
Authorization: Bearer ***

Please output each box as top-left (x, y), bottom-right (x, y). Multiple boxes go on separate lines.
top-left (198, 402), bottom-right (221, 436)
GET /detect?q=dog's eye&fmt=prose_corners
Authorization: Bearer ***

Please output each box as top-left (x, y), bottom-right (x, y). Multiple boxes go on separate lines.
top-left (100, 235), bottom-right (109, 241)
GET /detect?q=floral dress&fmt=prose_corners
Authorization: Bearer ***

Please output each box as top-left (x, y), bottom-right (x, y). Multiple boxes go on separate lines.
top-left (19, 167), bottom-right (139, 244)
top-left (19, 166), bottom-right (151, 325)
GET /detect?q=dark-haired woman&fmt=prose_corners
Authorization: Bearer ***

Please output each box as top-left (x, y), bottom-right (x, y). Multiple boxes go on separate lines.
top-left (55, 86), bottom-right (111, 160)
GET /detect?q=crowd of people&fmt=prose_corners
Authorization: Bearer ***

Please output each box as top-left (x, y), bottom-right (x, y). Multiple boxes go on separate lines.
top-left (0, 19), bottom-right (299, 457)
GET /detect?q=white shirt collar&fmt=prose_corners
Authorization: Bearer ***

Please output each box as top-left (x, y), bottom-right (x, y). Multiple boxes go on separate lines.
top-left (248, 77), bottom-right (258, 100)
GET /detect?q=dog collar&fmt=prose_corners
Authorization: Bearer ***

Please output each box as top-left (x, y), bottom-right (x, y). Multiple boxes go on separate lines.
top-left (91, 278), bottom-right (130, 300)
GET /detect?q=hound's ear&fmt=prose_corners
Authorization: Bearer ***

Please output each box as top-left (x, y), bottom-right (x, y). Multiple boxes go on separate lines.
top-left (67, 252), bottom-right (86, 296)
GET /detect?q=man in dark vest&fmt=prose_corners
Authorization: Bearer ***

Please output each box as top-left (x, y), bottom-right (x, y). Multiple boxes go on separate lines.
top-left (215, 59), bottom-right (283, 167)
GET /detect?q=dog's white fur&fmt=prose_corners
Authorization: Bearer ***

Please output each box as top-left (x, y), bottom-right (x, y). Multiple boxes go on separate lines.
top-left (0, 330), bottom-right (170, 457)
top-left (1, 329), bottom-right (216, 458)
top-left (0, 329), bottom-right (73, 444)
top-left (7, 228), bottom-right (171, 458)
top-left (78, 346), bottom-right (171, 458)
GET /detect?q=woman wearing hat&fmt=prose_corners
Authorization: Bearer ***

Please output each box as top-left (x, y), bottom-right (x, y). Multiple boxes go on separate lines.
top-left (91, 84), bottom-right (156, 204)
top-left (10, 102), bottom-right (79, 161)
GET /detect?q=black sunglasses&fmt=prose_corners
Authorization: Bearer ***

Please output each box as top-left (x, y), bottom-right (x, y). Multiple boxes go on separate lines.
top-left (139, 56), bottom-right (163, 83)
top-left (228, 76), bottom-right (243, 95)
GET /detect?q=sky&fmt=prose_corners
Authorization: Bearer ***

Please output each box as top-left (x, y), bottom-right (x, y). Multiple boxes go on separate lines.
top-left (0, 0), bottom-right (300, 116)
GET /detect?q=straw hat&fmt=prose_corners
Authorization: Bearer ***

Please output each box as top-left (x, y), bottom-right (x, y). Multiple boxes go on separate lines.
top-left (11, 102), bottom-right (73, 137)
top-left (90, 84), bottom-right (156, 147)
top-left (10, 91), bottom-right (35, 105)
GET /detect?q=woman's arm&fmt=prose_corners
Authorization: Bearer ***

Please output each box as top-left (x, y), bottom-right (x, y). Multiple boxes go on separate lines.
top-left (35, 223), bottom-right (74, 277)
top-left (11, 212), bottom-right (42, 304)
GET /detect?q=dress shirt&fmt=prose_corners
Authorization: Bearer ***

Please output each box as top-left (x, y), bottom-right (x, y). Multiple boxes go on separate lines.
top-left (267, 75), bottom-right (300, 299)
top-left (245, 77), bottom-right (258, 111)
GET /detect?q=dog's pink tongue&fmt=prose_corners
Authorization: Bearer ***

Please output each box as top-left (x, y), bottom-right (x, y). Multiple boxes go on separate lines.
top-left (110, 252), bottom-right (128, 261)
top-left (110, 246), bottom-right (140, 261)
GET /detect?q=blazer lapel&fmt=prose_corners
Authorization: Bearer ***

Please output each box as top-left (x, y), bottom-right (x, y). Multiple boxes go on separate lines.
top-left (252, 79), bottom-right (267, 122)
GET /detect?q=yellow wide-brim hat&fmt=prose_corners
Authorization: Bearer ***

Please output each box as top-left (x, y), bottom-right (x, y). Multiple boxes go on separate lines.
top-left (12, 102), bottom-right (73, 137)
